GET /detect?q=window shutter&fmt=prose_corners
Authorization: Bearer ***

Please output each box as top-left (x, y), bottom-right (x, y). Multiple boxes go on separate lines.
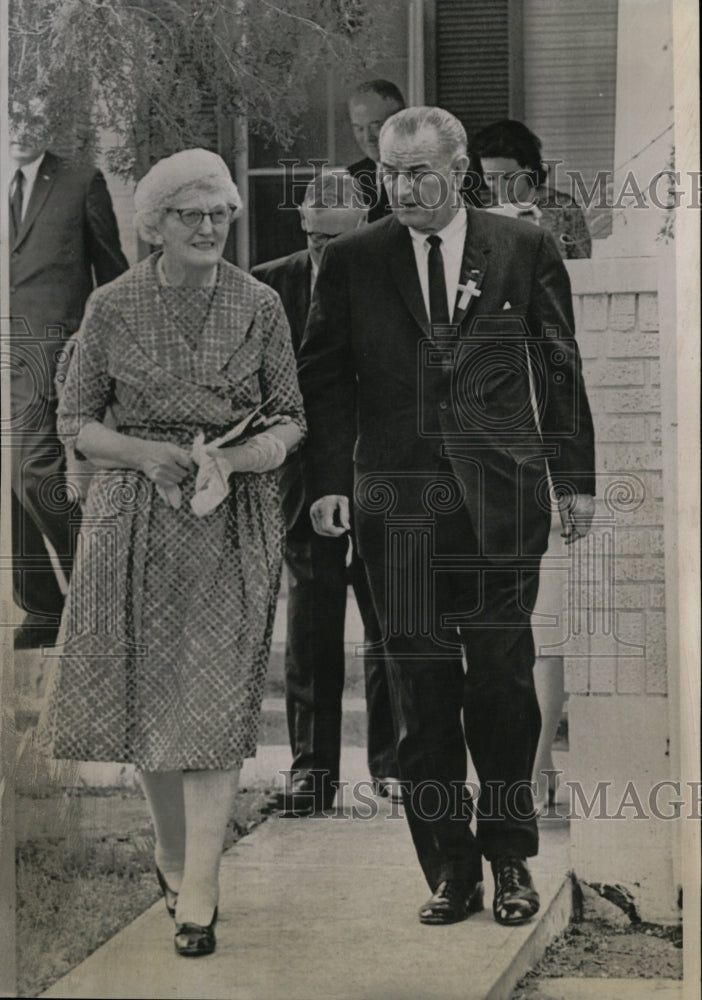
top-left (522, 0), bottom-right (618, 236)
top-left (433, 0), bottom-right (511, 137)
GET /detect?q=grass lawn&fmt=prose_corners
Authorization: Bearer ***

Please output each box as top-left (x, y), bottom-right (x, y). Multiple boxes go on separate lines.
top-left (15, 778), bottom-right (279, 998)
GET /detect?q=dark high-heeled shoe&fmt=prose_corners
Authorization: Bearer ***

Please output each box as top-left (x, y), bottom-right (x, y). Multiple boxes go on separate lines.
top-left (174, 907), bottom-right (218, 957)
top-left (155, 866), bottom-right (178, 919)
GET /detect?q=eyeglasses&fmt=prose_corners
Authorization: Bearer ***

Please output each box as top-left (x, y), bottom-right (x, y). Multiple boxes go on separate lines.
top-left (166, 206), bottom-right (235, 228)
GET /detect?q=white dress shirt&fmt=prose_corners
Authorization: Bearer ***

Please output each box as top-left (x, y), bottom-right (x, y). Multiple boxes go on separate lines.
top-left (409, 207), bottom-right (467, 322)
top-left (10, 152), bottom-right (45, 220)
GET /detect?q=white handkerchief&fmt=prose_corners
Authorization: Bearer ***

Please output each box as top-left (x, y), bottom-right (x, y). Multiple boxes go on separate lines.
top-left (156, 483), bottom-right (182, 508)
top-left (190, 432), bottom-right (232, 517)
top-left (503, 301), bottom-right (511, 310)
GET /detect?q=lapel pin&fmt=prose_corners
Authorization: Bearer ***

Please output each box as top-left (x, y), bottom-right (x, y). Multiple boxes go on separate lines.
top-left (456, 278), bottom-right (481, 311)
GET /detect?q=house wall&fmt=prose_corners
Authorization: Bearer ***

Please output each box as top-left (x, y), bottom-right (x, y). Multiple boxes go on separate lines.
top-left (563, 256), bottom-right (679, 922)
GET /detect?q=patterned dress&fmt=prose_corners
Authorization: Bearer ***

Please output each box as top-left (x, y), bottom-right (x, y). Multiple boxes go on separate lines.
top-left (529, 185), bottom-right (592, 259)
top-left (43, 255), bottom-right (305, 771)
top-left (480, 184), bottom-right (592, 259)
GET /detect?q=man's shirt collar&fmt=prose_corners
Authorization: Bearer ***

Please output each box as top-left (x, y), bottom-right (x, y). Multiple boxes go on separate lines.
top-left (408, 206), bottom-right (467, 249)
top-left (12, 151), bottom-right (46, 191)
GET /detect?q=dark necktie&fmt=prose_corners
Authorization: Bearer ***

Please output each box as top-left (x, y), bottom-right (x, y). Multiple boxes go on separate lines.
top-left (10, 168), bottom-right (24, 237)
top-left (426, 234), bottom-right (449, 325)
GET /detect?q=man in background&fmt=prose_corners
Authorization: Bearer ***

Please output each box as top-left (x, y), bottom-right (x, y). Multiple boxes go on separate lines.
top-left (347, 79), bottom-right (405, 223)
top-left (8, 97), bottom-right (128, 649)
top-left (252, 171), bottom-right (399, 813)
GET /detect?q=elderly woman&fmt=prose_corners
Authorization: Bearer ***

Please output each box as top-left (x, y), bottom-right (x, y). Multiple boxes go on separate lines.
top-left (470, 118), bottom-right (592, 259)
top-left (43, 149), bottom-right (305, 956)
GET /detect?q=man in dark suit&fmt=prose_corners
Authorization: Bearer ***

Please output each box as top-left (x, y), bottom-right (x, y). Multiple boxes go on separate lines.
top-left (347, 79), bottom-right (405, 224)
top-left (298, 107), bottom-right (595, 926)
top-left (252, 172), bottom-right (399, 814)
top-left (8, 101), bottom-right (129, 649)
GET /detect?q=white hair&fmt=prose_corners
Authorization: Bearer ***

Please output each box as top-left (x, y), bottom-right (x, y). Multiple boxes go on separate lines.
top-left (379, 106), bottom-right (467, 160)
top-left (133, 148), bottom-right (243, 241)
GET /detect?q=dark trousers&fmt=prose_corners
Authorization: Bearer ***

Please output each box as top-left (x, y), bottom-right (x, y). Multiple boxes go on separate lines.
top-left (363, 509), bottom-right (542, 892)
top-left (284, 527), bottom-right (397, 791)
top-left (10, 360), bottom-right (78, 620)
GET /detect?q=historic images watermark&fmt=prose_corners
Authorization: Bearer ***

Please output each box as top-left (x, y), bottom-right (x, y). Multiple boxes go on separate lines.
top-left (275, 158), bottom-right (702, 213)
top-left (277, 772), bottom-right (702, 822)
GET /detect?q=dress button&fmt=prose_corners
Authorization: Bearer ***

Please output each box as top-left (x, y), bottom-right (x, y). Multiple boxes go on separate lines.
top-left (439, 401), bottom-right (448, 411)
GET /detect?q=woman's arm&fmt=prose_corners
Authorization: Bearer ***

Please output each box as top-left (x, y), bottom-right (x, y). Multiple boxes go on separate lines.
top-left (78, 421), bottom-right (194, 487)
top-left (257, 287), bottom-right (307, 440)
top-left (258, 419), bottom-right (302, 454)
top-left (209, 421), bottom-right (301, 474)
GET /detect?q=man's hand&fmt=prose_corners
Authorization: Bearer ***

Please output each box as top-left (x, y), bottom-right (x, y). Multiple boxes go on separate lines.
top-left (558, 493), bottom-right (596, 545)
top-left (310, 495), bottom-right (350, 536)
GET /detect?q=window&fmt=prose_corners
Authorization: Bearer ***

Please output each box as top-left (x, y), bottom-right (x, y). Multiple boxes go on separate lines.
top-left (243, 5), bottom-right (409, 269)
top-left (425, 0), bottom-right (618, 239)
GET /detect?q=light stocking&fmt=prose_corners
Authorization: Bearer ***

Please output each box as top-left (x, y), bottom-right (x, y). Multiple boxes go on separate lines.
top-left (532, 657), bottom-right (566, 809)
top-left (138, 770), bottom-right (186, 891)
top-left (176, 768), bottom-right (240, 926)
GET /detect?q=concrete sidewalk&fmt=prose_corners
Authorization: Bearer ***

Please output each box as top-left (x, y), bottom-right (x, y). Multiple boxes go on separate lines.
top-left (41, 746), bottom-right (573, 1000)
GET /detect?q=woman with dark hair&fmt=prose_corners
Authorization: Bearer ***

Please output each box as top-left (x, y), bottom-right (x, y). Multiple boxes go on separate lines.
top-left (470, 119), bottom-right (591, 259)
top-left (471, 120), bottom-right (590, 814)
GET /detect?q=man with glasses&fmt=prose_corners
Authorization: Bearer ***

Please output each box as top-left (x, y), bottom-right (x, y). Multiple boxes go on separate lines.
top-left (252, 171), bottom-right (400, 814)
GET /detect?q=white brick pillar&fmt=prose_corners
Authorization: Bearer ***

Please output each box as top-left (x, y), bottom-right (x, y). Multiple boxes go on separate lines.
top-left (564, 259), bottom-right (680, 923)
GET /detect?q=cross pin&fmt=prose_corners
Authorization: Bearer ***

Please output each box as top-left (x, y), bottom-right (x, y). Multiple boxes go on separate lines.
top-left (456, 278), bottom-right (481, 310)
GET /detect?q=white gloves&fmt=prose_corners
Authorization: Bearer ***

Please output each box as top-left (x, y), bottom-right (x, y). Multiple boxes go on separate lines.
top-left (189, 431), bottom-right (233, 517)
top-left (217, 431), bottom-right (287, 474)
top-left (156, 483), bottom-right (183, 509)
top-left (155, 429), bottom-right (288, 515)
top-left (188, 430), bottom-right (288, 517)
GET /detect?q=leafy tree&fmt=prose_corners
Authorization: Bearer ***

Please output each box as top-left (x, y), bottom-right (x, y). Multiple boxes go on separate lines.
top-left (9, 0), bottom-right (396, 179)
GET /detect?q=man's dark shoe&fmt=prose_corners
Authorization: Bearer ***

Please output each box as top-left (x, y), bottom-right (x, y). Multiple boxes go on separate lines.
top-left (14, 614), bottom-right (60, 650)
top-left (491, 857), bottom-right (540, 925)
top-left (418, 879), bottom-right (484, 925)
top-left (281, 774), bottom-right (336, 816)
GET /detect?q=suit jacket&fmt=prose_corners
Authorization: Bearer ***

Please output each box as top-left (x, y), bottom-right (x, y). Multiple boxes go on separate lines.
top-left (252, 249), bottom-right (311, 354)
top-left (251, 249), bottom-right (313, 535)
top-left (348, 156), bottom-right (391, 225)
top-left (10, 151), bottom-right (128, 396)
top-left (297, 209), bottom-right (596, 561)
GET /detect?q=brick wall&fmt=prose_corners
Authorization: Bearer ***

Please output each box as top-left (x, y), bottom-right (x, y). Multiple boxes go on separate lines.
top-left (562, 260), bottom-right (667, 698)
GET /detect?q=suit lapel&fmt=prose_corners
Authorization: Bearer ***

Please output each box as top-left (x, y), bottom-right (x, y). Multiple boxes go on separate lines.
top-left (451, 209), bottom-right (490, 328)
top-left (14, 152), bottom-right (57, 251)
top-left (387, 220), bottom-right (431, 338)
